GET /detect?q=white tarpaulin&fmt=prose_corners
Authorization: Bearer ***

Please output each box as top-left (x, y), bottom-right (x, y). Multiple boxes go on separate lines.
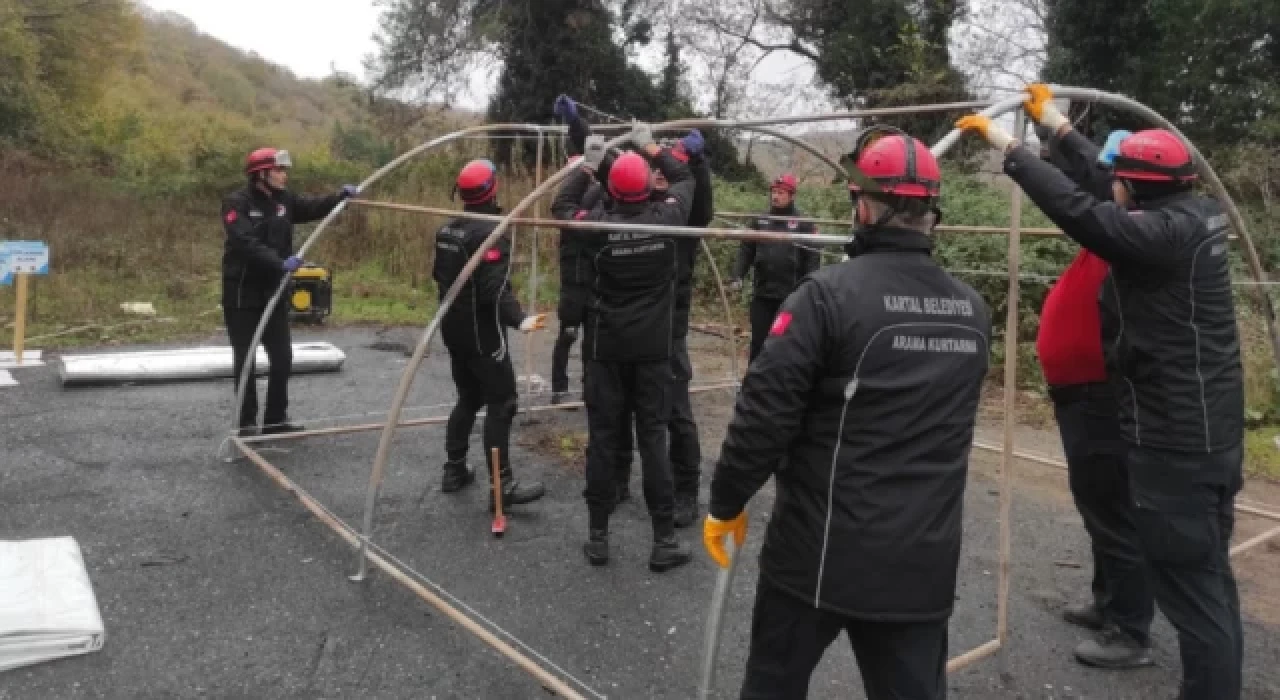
top-left (0, 537), bottom-right (105, 672)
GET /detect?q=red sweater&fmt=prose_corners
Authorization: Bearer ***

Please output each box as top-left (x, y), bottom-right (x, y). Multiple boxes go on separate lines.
top-left (1036, 250), bottom-right (1109, 386)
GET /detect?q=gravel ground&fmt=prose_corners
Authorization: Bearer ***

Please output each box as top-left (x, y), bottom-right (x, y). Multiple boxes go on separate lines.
top-left (2, 325), bottom-right (1278, 699)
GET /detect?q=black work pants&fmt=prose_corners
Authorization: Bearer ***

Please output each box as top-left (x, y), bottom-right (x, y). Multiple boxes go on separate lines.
top-left (748, 297), bottom-right (783, 362)
top-left (225, 304), bottom-right (292, 428)
top-left (740, 576), bottom-right (947, 700)
top-left (550, 322), bottom-right (580, 394)
top-left (668, 334), bottom-right (701, 495)
top-left (614, 337), bottom-right (699, 496)
top-left (1128, 443), bottom-right (1243, 700)
top-left (583, 359), bottom-right (673, 530)
top-left (445, 351), bottom-right (518, 475)
top-left (1050, 382), bottom-right (1153, 644)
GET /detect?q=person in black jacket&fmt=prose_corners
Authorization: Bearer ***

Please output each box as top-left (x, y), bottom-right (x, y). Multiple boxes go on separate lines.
top-left (729, 173), bottom-right (820, 362)
top-left (705, 130), bottom-right (991, 700)
top-left (548, 96), bottom-right (715, 525)
top-left (434, 159), bottom-right (548, 508)
top-left (221, 147), bottom-right (356, 436)
top-left (957, 85), bottom-right (1245, 700)
top-left (552, 123), bottom-right (696, 572)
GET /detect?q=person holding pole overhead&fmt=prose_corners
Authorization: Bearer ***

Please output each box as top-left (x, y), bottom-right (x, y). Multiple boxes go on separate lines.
top-left (957, 84), bottom-right (1245, 700)
top-left (221, 147), bottom-right (356, 437)
top-left (705, 128), bottom-right (990, 699)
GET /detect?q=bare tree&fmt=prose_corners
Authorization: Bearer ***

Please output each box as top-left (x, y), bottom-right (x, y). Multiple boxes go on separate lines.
top-left (951, 0), bottom-right (1047, 95)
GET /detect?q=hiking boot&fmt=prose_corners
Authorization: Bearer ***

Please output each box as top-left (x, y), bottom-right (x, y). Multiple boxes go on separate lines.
top-left (262, 421), bottom-right (305, 436)
top-left (551, 391), bottom-right (570, 406)
top-left (489, 467), bottom-right (546, 512)
top-left (649, 534), bottom-right (692, 573)
top-left (236, 425), bottom-right (260, 438)
top-left (1074, 625), bottom-right (1154, 669)
top-left (441, 459), bottom-right (475, 493)
top-left (1063, 600), bottom-right (1106, 631)
top-left (674, 492), bottom-right (699, 528)
top-left (616, 481), bottom-right (632, 504)
top-left (584, 529), bottom-right (610, 566)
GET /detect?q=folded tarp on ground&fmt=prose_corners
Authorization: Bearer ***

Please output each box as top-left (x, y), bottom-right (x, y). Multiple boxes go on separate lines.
top-left (0, 537), bottom-right (105, 672)
top-left (57, 342), bottom-right (346, 386)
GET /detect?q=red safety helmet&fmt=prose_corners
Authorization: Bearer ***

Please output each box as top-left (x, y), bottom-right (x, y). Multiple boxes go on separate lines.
top-left (455, 159), bottom-right (499, 204)
top-left (771, 173), bottom-right (798, 194)
top-left (846, 127), bottom-right (940, 199)
top-left (1112, 129), bottom-right (1197, 183)
top-left (245, 148), bottom-right (292, 175)
top-left (608, 151), bottom-right (652, 203)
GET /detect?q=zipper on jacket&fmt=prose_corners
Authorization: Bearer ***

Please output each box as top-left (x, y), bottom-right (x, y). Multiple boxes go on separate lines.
top-left (1108, 283), bottom-right (1141, 446)
top-left (813, 320), bottom-right (990, 608)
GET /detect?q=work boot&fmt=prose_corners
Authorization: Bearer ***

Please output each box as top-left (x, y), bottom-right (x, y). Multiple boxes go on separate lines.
top-left (489, 467), bottom-right (546, 512)
top-left (1074, 625), bottom-right (1153, 669)
top-left (616, 480), bottom-right (632, 504)
top-left (236, 425), bottom-right (260, 438)
top-left (262, 420), bottom-right (305, 436)
top-left (649, 535), bottom-right (692, 573)
top-left (441, 459), bottom-right (475, 493)
top-left (673, 492), bottom-right (699, 528)
top-left (1063, 600), bottom-right (1106, 630)
top-left (583, 529), bottom-right (610, 566)
top-left (551, 391), bottom-right (569, 406)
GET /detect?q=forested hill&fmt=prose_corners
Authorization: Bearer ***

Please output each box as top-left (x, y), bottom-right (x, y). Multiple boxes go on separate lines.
top-left (1, 3), bottom-right (467, 196)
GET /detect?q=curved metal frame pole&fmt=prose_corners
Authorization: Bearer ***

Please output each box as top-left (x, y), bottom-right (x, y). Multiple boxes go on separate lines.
top-left (699, 238), bottom-right (740, 384)
top-left (697, 539), bottom-right (740, 700)
top-left (226, 123), bottom-right (561, 446)
top-left (933, 86), bottom-right (1280, 374)
top-left (743, 126), bottom-right (849, 181)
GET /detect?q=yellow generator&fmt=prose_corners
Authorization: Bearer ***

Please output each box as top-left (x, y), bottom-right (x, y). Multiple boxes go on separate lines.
top-left (288, 264), bottom-right (332, 324)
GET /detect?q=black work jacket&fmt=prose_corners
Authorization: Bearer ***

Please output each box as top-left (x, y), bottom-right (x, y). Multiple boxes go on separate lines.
top-left (432, 207), bottom-right (526, 358)
top-left (733, 207), bottom-right (821, 301)
top-left (1008, 131), bottom-right (1243, 454)
top-left (710, 228), bottom-right (991, 620)
top-left (551, 150), bottom-right (695, 363)
top-left (220, 185), bottom-right (343, 309)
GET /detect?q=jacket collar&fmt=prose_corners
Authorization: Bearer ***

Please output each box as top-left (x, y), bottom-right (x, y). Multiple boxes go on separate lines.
top-left (844, 226), bottom-right (934, 258)
top-left (769, 203), bottom-right (797, 216)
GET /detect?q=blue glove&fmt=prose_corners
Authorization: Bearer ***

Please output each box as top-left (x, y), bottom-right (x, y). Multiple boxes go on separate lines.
top-left (1098, 130), bottom-right (1132, 166)
top-left (553, 95), bottom-right (578, 121)
top-left (340, 184), bottom-right (359, 199)
top-left (282, 255), bottom-right (304, 273)
top-left (682, 129), bottom-right (706, 157)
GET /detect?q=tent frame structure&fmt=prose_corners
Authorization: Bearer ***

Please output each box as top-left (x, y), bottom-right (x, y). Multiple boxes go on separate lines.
top-left (224, 87), bottom-right (1280, 699)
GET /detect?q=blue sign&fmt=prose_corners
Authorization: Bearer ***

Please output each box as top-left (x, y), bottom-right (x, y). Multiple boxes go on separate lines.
top-left (0, 241), bottom-right (49, 280)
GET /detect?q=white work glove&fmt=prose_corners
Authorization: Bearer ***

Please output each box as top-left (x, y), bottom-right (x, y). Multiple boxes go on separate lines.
top-left (1023, 84), bottom-right (1069, 133)
top-left (583, 135), bottom-right (606, 171)
top-left (519, 313), bottom-right (548, 333)
top-left (629, 121), bottom-right (655, 151)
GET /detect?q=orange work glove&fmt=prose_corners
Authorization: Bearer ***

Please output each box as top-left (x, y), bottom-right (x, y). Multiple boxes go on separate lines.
top-left (703, 512), bottom-right (748, 568)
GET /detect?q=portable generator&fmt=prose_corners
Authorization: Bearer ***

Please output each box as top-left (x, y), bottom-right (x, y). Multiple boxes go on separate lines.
top-left (288, 264), bottom-right (332, 324)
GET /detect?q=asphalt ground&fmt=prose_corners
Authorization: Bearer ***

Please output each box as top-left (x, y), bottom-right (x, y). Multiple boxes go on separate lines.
top-left (2, 326), bottom-right (1279, 699)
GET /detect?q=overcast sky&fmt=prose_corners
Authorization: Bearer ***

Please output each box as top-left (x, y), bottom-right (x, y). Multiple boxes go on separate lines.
top-left (138, 0), bottom-right (1033, 131)
top-left (138, 0), bottom-right (829, 114)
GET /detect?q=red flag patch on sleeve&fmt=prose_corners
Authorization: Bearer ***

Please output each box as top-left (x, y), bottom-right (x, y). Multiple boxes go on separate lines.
top-left (483, 248), bottom-right (503, 262)
top-left (769, 311), bottom-right (794, 336)
top-left (574, 209), bottom-right (589, 220)
top-left (224, 210), bottom-right (238, 224)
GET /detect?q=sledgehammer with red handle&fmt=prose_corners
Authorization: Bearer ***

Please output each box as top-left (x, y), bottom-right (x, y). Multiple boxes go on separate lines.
top-left (490, 448), bottom-right (506, 537)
